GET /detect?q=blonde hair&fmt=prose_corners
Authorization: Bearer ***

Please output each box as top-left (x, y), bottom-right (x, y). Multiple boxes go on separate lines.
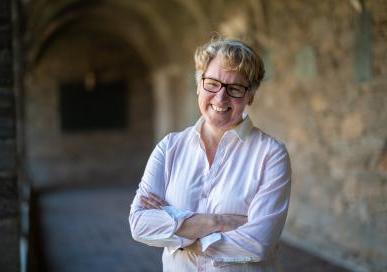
top-left (194, 38), bottom-right (265, 91)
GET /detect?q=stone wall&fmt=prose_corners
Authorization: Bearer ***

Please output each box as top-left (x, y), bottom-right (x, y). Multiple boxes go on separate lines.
top-left (0, 0), bottom-right (19, 271)
top-left (166, 1), bottom-right (387, 270)
top-left (216, 1), bottom-right (387, 271)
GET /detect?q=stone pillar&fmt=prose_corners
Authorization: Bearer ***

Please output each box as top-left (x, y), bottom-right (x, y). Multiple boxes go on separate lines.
top-left (0, 0), bottom-right (20, 271)
top-left (152, 65), bottom-right (200, 142)
top-left (152, 66), bottom-right (178, 141)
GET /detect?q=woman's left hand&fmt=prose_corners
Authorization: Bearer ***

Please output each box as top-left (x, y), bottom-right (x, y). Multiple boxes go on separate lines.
top-left (140, 192), bottom-right (168, 209)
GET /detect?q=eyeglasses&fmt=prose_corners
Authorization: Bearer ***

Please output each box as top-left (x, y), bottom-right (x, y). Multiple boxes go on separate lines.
top-left (201, 77), bottom-right (250, 98)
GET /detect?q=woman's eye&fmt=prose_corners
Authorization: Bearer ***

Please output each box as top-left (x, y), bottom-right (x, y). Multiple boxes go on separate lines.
top-left (205, 82), bottom-right (219, 88)
top-left (229, 87), bottom-right (243, 93)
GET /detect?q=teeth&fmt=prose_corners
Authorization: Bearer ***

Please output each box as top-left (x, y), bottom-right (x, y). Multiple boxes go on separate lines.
top-left (211, 105), bottom-right (228, 112)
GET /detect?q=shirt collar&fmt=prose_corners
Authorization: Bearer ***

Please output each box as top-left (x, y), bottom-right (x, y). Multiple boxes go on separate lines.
top-left (193, 114), bottom-right (254, 142)
top-left (232, 114), bottom-right (254, 141)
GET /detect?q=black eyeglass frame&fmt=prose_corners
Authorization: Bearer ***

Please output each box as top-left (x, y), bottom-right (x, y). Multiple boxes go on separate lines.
top-left (201, 76), bottom-right (250, 98)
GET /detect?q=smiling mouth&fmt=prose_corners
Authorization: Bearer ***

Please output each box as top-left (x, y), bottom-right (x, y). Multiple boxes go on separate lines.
top-left (211, 104), bottom-right (230, 112)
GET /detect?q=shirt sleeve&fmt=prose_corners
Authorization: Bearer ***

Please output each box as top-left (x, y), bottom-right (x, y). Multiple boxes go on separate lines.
top-left (129, 134), bottom-right (195, 251)
top-left (200, 143), bottom-right (291, 266)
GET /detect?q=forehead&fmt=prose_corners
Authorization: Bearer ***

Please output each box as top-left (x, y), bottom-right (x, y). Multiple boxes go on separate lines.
top-left (205, 55), bottom-right (248, 84)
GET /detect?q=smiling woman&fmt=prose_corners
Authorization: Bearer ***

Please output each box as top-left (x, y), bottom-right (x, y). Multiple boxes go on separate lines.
top-left (129, 37), bottom-right (291, 272)
top-left (197, 54), bottom-right (252, 145)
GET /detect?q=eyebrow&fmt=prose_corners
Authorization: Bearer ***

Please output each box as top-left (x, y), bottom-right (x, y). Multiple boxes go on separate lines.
top-left (202, 75), bottom-right (249, 87)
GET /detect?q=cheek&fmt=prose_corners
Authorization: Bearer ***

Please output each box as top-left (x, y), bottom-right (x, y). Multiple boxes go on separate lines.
top-left (198, 92), bottom-right (211, 105)
top-left (197, 94), bottom-right (208, 112)
top-left (232, 100), bottom-right (249, 113)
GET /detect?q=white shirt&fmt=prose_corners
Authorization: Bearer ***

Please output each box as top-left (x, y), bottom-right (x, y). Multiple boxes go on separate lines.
top-left (129, 116), bottom-right (291, 272)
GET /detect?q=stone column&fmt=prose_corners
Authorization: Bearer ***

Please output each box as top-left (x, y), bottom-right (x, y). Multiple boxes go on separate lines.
top-left (152, 66), bottom-right (178, 141)
top-left (0, 0), bottom-right (20, 271)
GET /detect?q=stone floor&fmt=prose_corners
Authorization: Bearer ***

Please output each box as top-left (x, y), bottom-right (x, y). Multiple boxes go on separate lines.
top-left (33, 186), bottom-right (351, 272)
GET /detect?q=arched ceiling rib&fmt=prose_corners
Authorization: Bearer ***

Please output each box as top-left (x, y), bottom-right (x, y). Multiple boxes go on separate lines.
top-left (27, 4), bottom-right (167, 68)
top-left (31, 19), bottom-right (154, 70)
top-left (26, 0), bottom-right (101, 38)
top-left (123, 1), bottom-right (173, 48)
top-left (171, 0), bottom-right (209, 33)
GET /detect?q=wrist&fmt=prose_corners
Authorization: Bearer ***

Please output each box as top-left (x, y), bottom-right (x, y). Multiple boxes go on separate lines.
top-left (212, 214), bottom-right (223, 232)
top-left (195, 214), bottom-right (221, 234)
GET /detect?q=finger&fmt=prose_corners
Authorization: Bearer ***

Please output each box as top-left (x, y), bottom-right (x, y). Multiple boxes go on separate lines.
top-left (141, 201), bottom-right (153, 209)
top-left (145, 195), bottom-right (163, 207)
top-left (139, 199), bottom-right (152, 209)
top-left (142, 196), bottom-right (160, 208)
top-left (140, 196), bottom-right (161, 209)
top-left (148, 192), bottom-right (164, 203)
top-left (148, 193), bottom-right (168, 206)
top-left (142, 200), bottom-right (158, 209)
top-left (139, 197), bottom-right (151, 209)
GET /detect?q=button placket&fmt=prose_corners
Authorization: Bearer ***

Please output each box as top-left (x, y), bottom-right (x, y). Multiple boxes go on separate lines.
top-left (198, 172), bottom-right (209, 213)
top-left (208, 140), bottom-right (226, 185)
top-left (201, 135), bottom-right (230, 214)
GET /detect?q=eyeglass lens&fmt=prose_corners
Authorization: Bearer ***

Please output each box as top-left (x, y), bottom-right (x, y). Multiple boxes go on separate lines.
top-left (202, 78), bottom-right (247, 98)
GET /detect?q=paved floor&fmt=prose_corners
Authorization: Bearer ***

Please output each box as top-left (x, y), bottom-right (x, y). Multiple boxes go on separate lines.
top-left (34, 186), bottom-right (350, 272)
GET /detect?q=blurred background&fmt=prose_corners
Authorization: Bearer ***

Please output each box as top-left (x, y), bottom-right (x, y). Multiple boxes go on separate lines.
top-left (0, 0), bottom-right (386, 271)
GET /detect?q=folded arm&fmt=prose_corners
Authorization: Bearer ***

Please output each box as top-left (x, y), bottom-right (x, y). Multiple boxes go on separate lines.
top-left (139, 193), bottom-right (247, 240)
top-left (129, 135), bottom-right (194, 250)
top-left (200, 144), bottom-right (291, 266)
top-left (130, 135), bottom-right (291, 264)
top-left (129, 135), bottom-right (245, 251)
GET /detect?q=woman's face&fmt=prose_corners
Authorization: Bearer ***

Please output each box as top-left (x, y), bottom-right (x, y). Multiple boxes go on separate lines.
top-left (197, 55), bottom-right (253, 134)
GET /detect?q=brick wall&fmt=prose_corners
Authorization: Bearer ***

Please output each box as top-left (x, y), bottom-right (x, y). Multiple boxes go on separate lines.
top-left (0, 0), bottom-right (19, 271)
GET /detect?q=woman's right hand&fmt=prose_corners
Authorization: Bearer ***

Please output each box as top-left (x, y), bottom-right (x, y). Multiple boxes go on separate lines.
top-left (139, 193), bottom-right (168, 209)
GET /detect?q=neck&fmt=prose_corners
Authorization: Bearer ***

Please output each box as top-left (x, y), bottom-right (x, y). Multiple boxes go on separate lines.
top-left (201, 123), bottom-right (224, 146)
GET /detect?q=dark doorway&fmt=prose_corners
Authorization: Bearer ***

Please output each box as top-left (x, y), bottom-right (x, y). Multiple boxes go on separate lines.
top-left (59, 79), bottom-right (128, 132)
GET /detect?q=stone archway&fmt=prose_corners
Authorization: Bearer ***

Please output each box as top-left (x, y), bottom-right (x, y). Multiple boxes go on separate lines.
top-left (22, 0), bottom-right (216, 189)
top-left (25, 28), bottom-right (154, 188)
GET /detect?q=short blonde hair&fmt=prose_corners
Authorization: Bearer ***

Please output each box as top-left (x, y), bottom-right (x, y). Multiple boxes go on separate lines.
top-left (194, 38), bottom-right (265, 91)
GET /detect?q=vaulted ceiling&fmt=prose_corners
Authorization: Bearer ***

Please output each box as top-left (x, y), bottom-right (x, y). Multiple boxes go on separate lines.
top-left (23, 0), bottom-right (235, 69)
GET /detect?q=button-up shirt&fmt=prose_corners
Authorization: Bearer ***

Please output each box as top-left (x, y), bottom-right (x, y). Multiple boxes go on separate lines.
top-left (129, 115), bottom-right (291, 272)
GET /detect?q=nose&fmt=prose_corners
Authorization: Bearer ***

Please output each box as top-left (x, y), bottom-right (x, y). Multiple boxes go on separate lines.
top-left (214, 86), bottom-right (228, 100)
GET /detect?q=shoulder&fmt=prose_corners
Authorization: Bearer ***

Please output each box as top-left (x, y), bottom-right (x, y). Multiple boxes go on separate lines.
top-left (249, 127), bottom-right (289, 159)
top-left (157, 124), bottom-right (196, 151)
top-left (250, 127), bottom-right (287, 148)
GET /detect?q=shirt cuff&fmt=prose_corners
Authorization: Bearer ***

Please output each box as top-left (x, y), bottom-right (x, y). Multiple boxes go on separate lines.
top-left (200, 233), bottom-right (262, 266)
top-left (211, 256), bottom-right (261, 267)
top-left (161, 205), bottom-right (195, 231)
top-left (199, 232), bottom-right (222, 252)
top-left (167, 236), bottom-right (196, 254)
top-left (162, 205), bottom-right (196, 254)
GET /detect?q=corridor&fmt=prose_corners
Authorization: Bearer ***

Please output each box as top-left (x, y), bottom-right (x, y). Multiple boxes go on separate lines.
top-left (33, 186), bottom-right (349, 272)
top-left (1, 1), bottom-right (386, 271)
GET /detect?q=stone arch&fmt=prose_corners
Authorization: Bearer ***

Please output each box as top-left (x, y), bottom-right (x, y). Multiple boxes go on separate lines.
top-left (24, 2), bottom-right (163, 188)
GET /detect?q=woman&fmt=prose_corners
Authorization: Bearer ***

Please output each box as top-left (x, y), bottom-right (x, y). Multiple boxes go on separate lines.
top-left (129, 38), bottom-right (291, 271)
